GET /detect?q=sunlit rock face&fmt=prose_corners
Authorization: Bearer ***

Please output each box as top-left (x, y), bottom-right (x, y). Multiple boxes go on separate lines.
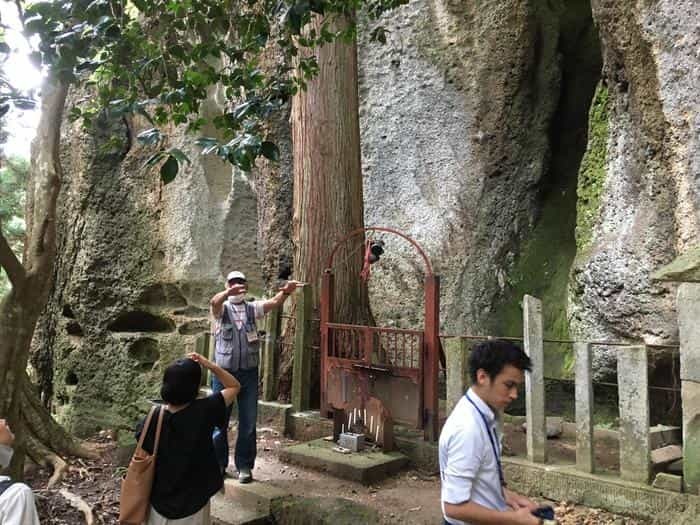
top-left (35, 0), bottom-right (700, 431)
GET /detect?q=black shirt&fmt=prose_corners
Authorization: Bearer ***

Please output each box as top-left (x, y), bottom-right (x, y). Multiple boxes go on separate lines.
top-left (136, 393), bottom-right (226, 519)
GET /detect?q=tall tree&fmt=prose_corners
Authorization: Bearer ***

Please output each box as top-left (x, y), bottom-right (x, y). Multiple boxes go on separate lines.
top-left (277, 12), bottom-right (372, 400)
top-left (0, 79), bottom-right (93, 479)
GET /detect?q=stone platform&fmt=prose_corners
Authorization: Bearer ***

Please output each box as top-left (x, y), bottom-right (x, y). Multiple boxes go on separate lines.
top-left (279, 438), bottom-right (409, 485)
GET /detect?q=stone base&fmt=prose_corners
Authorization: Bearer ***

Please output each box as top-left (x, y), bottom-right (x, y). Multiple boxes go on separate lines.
top-left (258, 401), bottom-right (292, 431)
top-left (279, 438), bottom-right (408, 485)
top-left (210, 493), bottom-right (270, 525)
top-left (285, 410), bottom-right (333, 441)
top-left (653, 473), bottom-right (683, 493)
top-left (505, 458), bottom-right (700, 522)
top-left (223, 478), bottom-right (291, 512)
top-left (270, 496), bottom-right (379, 525)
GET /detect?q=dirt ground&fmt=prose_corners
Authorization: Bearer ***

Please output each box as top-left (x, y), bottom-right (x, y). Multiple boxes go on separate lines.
top-left (502, 422), bottom-right (621, 473)
top-left (22, 427), bottom-right (645, 524)
top-left (253, 428), bottom-right (645, 524)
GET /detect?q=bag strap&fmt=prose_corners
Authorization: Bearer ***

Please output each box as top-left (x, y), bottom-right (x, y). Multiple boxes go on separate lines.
top-left (151, 407), bottom-right (165, 457)
top-left (245, 302), bottom-right (257, 330)
top-left (136, 406), bottom-right (157, 451)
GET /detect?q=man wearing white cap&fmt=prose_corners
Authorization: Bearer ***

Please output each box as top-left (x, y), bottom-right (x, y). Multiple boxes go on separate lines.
top-left (209, 271), bottom-right (297, 483)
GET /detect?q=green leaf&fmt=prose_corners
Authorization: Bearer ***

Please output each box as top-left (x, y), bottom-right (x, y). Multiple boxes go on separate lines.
top-left (143, 152), bottom-right (165, 167)
top-left (137, 128), bottom-right (164, 145)
top-left (166, 148), bottom-right (190, 165)
top-left (13, 98), bottom-right (36, 110)
top-left (261, 141), bottom-right (280, 161)
top-left (160, 155), bottom-right (179, 184)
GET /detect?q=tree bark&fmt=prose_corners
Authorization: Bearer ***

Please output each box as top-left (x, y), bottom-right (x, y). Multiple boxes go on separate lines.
top-left (0, 79), bottom-right (94, 479)
top-left (277, 13), bottom-right (372, 401)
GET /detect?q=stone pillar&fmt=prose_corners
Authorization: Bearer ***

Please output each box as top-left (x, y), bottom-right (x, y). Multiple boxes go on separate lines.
top-left (678, 283), bottom-right (700, 494)
top-left (574, 342), bottom-right (594, 473)
top-left (262, 307), bottom-right (281, 402)
top-left (617, 345), bottom-right (650, 484)
top-left (292, 285), bottom-right (313, 411)
top-left (445, 338), bottom-right (469, 415)
top-left (523, 295), bottom-right (546, 463)
top-left (195, 333), bottom-right (211, 387)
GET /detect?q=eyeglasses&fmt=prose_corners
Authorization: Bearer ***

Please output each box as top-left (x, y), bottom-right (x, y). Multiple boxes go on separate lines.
top-left (228, 278), bottom-right (247, 285)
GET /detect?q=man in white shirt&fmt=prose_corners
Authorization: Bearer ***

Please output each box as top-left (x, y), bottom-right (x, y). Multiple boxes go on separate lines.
top-left (439, 340), bottom-right (542, 525)
top-left (0, 419), bottom-right (41, 525)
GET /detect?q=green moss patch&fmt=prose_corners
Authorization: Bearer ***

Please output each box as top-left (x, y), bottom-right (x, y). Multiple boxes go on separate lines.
top-left (575, 83), bottom-right (609, 251)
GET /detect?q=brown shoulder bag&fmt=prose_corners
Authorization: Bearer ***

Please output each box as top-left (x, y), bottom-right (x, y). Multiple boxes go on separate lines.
top-left (119, 405), bottom-right (165, 525)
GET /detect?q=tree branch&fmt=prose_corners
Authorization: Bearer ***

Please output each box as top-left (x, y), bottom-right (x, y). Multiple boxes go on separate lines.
top-left (25, 79), bottom-right (67, 277)
top-left (0, 229), bottom-right (26, 287)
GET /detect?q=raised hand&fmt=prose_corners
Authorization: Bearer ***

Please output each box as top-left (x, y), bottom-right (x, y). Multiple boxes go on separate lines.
top-left (280, 280), bottom-right (299, 294)
top-left (188, 352), bottom-right (214, 370)
top-left (227, 283), bottom-right (247, 296)
top-left (0, 419), bottom-right (15, 446)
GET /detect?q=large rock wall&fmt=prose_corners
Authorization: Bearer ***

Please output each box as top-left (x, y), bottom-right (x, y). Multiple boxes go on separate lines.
top-left (570, 0), bottom-right (700, 374)
top-left (359, 0), bottom-right (601, 378)
top-left (32, 0), bottom-right (700, 430)
top-left (31, 92), bottom-right (269, 436)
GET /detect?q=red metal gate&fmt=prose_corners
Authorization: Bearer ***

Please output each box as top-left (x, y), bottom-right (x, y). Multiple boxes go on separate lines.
top-left (320, 227), bottom-right (440, 441)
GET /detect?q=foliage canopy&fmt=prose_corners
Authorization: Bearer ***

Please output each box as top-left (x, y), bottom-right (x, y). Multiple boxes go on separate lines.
top-left (4, 0), bottom-right (405, 181)
top-left (0, 157), bottom-right (28, 295)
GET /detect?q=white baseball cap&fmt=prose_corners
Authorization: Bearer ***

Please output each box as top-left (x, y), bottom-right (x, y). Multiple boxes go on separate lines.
top-left (226, 271), bottom-right (246, 282)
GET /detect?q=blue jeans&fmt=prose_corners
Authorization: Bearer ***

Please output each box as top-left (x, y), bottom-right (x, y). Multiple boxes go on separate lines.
top-left (211, 367), bottom-right (259, 472)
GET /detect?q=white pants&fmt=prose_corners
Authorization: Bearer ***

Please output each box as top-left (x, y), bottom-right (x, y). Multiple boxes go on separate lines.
top-left (0, 480), bottom-right (40, 525)
top-left (147, 501), bottom-right (211, 525)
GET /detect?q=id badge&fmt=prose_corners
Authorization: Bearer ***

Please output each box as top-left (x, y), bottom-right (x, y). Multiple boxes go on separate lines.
top-left (246, 329), bottom-right (259, 343)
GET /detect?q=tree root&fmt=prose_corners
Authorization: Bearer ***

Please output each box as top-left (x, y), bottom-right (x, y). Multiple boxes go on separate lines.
top-left (20, 372), bottom-right (99, 486)
top-left (59, 488), bottom-right (95, 525)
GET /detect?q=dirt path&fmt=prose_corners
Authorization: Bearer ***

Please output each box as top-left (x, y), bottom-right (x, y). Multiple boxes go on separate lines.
top-left (22, 428), bottom-right (646, 524)
top-left (254, 428), bottom-right (645, 524)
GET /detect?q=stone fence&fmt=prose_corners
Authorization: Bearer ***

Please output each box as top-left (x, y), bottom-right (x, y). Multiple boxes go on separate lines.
top-left (445, 294), bottom-right (698, 495)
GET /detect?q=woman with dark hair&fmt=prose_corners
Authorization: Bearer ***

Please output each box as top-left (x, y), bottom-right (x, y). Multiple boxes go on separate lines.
top-left (136, 353), bottom-right (240, 525)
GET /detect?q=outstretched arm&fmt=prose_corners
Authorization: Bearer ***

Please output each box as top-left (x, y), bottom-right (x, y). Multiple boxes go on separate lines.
top-left (262, 280), bottom-right (300, 314)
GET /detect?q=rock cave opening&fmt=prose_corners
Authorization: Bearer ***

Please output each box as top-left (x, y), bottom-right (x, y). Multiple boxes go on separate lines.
top-left (127, 338), bottom-right (160, 369)
top-left (107, 311), bottom-right (176, 333)
top-left (65, 371), bottom-right (79, 386)
top-left (496, 1), bottom-right (603, 419)
top-left (65, 320), bottom-right (84, 336)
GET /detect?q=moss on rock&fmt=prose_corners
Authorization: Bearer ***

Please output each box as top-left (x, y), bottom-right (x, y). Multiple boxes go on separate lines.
top-left (575, 83), bottom-right (609, 252)
top-left (489, 189), bottom-right (577, 378)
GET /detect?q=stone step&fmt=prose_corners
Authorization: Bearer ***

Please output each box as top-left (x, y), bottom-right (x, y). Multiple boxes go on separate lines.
top-left (280, 438), bottom-right (409, 485)
top-left (649, 425), bottom-right (682, 449)
top-left (652, 472), bottom-right (683, 493)
top-left (222, 478), bottom-right (291, 512)
top-left (651, 444), bottom-right (683, 468)
top-left (210, 493), bottom-right (270, 525)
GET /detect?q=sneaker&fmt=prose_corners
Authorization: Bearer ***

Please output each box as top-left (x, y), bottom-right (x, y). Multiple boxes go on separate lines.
top-left (238, 468), bottom-right (253, 484)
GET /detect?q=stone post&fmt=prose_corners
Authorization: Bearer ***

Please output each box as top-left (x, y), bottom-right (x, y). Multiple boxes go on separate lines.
top-left (195, 332), bottom-right (211, 387)
top-left (292, 285), bottom-right (312, 411)
top-left (617, 345), bottom-right (650, 484)
top-left (523, 295), bottom-right (546, 463)
top-left (574, 342), bottom-right (594, 473)
top-left (445, 338), bottom-right (469, 415)
top-left (262, 307), bottom-right (281, 402)
top-left (678, 283), bottom-right (700, 494)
